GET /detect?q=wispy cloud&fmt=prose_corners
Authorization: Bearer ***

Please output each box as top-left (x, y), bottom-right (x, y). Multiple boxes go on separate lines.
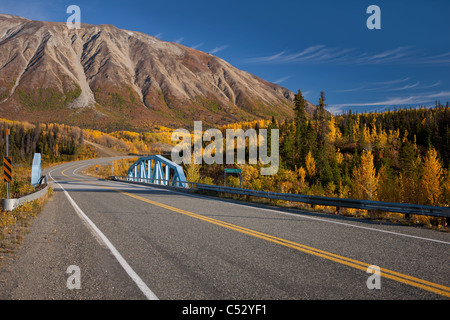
top-left (414, 51), bottom-right (450, 64)
top-left (355, 47), bottom-right (412, 64)
top-left (273, 76), bottom-right (291, 84)
top-left (386, 82), bottom-right (420, 92)
top-left (326, 106), bottom-right (347, 115)
top-left (369, 78), bottom-right (410, 86)
top-left (331, 91), bottom-right (450, 108)
top-left (329, 79), bottom-right (447, 114)
top-left (334, 85), bottom-right (366, 93)
top-left (247, 45), bottom-right (353, 64)
top-left (247, 45), bottom-right (450, 66)
top-left (190, 42), bottom-right (204, 50)
top-left (247, 51), bottom-right (288, 63)
top-left (302, 90), bottom-right (312, 97)
top-left (208, 45), bottom-right (228, 55)
top-left (333, 78), bottom-right (409, 93)
top-left (420, 81), bottom-right (441, 89)
top-left (335, 79), bottom-right (442, 94)
top-left (174, 37), bottom-right (183, 44)
top-left (154, 33), bottom-right (163, 39)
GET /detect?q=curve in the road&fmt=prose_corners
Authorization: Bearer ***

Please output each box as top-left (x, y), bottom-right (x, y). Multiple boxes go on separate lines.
top-left (58, 163), bottom-right (450, 299)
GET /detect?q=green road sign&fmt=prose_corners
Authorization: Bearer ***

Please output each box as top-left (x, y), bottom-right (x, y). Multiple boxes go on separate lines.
top-left (224, 168), bottom-right (242, 173)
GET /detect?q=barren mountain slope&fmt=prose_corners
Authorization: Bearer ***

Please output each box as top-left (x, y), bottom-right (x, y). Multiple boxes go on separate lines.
top-left (0, 14), bottom-right (315, 130)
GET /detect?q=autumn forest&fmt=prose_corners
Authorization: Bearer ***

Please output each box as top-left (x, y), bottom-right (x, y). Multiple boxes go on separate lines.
top-left (1, 94), bottom-right (449, 223)
top-left (195, 92), bottom-right (450, 212)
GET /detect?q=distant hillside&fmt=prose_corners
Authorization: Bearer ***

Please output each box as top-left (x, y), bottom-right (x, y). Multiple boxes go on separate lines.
top-left (0, 14), bottom-right (317, 131)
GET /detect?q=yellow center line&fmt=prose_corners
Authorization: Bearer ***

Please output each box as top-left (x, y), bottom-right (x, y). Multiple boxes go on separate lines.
top-left (59, 164), bottom-right (450, 298)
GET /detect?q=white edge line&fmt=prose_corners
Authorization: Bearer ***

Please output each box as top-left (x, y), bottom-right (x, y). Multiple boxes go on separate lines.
top-left (48, 167), bottom-right (159, 300)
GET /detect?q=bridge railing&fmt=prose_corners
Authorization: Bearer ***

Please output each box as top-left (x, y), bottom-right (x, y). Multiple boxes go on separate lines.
top-left (111, 176), bottom-right (450, 222)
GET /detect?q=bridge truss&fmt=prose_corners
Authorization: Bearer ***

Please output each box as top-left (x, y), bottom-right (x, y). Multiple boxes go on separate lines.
top-left (127, 155), bottom-right (189, 188)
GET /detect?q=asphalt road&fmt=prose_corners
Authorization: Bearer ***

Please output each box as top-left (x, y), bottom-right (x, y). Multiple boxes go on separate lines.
top-left (1, 157), bottom-right (449, 300)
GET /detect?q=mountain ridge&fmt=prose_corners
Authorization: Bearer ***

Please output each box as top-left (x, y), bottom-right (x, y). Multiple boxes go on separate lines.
top-left (0, 14), bottom-right (316, 130)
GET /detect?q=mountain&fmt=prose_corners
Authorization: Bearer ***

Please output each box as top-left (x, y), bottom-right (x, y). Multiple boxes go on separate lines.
top-left (0, 14), bottom-right (315, 131)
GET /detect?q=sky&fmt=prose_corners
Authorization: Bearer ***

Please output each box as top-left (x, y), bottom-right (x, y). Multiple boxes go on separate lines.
top-left (1, 0), bottom-right (449, 114)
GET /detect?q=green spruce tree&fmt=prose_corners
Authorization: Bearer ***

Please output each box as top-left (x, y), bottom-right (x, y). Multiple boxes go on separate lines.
top-left (294, 89), bottom-right (308, 166)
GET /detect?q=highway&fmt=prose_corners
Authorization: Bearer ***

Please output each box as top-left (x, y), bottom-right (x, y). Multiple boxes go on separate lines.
top-left (0, 157), bottom-right (449, 300)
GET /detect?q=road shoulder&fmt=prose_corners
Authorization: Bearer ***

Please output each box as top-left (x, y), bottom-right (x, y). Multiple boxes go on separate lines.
top-left (0, 181), bottom-right (146, 300)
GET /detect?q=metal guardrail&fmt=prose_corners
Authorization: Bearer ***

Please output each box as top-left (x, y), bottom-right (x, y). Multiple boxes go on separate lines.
top-left (1, 175), bottom-right (49, 211)
top-left (111, 176), bottom-right (450, 221)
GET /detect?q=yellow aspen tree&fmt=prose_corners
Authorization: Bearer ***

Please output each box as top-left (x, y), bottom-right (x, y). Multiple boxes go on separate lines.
top-left (398, 155), bottom-right (422, 204)
top-left (376, 164), bottom-right (388, 202)
top-left (351, 115), bottom-right (360, 142)
top-left (296, 166), bottom-right (307, 191)
top-left (326, 114), bottom-right (341, 144)
top-left (305, 151), bottom-right (316, 179)
top-left (185, 163), bottom-right (201, 183)
top-left (376, 129), bottom-right (387, 150)
top-left (240, 164), bottom-right (259, 187)
top-left (377, 164), bottom-right (399, 203)
top-left (352, 150), bottom-right (378, 200)
top-left (335, 148), bottom-right (344, 165)
top-left (402, 129), bottom-right (409, 144)
top-left (370, 118), bottom-right (378, 140)
top-left (421, 148), bottom-right (443, 206)
top-left (362, 123), bottom-right (370, 145)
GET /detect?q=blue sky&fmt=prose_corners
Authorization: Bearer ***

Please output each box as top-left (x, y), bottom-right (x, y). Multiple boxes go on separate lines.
top-left (1, 0), bottom-right (449, 114)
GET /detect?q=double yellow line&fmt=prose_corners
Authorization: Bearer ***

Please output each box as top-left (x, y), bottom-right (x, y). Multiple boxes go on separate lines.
top-left (61, 164), bottom-right (450, 298)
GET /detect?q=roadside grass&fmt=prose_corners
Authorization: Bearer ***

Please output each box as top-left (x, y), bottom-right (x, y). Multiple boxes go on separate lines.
top-left (1, 165), bottom-right (35, 199)
top-left (0, 165), bottom-right (53, 265)
top-left (0, 188), bottom-right (53, 264)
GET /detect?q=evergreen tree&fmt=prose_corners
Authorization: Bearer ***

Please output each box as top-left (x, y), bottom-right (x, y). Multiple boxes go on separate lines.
top-left (266, 116), bottom-right (278, 156)
top-left (280, 122), bottom-right (295, 169)
top-left (293, 89), bottom-right (308, 164)
top-left (316, 90), bottom-right (329, 145)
